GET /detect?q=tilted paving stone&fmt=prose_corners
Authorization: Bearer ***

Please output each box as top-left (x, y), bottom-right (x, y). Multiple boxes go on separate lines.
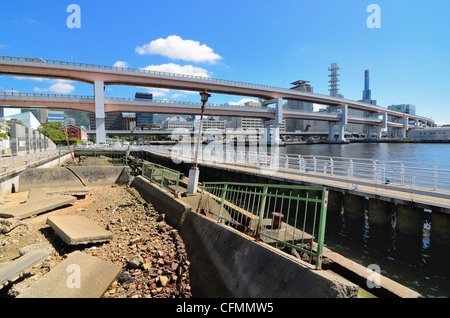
top-left (17, 251), bottom-right (122, 298)
top-left (46, 215), bottom-right (114, 245)
top-left (0, 250), bottom-right (50, 290)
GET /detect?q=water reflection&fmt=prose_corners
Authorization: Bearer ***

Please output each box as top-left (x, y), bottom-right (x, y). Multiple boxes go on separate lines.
top-left (324, 201), bottom-right (450, 298)
top-left (199, 142), bottom-right (450, 297)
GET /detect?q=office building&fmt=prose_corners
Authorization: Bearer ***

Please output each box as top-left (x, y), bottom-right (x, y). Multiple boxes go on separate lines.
top-left (285, 80), bottom-right (315, 132)
top-left (135, 92), bottom-right (154, 129)
top-left (89, 113), bottom-right (123, 131)
top-left (47, 110), bottom-right (75, 125)
top-left (388, 104), bottom-right (416, 115)
top-left (162, 115), bottom-right (193, 130)
top-left (0, 108), bottom-right (21, 117)
top-left (1, 111), bottom-right (41, 130)
top-left (195, 117), bottom-right (227, 131)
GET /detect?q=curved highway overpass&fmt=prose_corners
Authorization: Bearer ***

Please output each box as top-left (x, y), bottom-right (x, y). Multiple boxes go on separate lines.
top-left (0, 56), bottom-right (433, 142)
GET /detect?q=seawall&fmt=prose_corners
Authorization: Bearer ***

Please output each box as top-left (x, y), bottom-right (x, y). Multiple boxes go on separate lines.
top-left (131, 175), bottom-right (361, 298)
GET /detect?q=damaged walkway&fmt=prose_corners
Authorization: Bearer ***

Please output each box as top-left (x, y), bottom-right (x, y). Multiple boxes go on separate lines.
top-left (0, 166), bottom-right (133, 298)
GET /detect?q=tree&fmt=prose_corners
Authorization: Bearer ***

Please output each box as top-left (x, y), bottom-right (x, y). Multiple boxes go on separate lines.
top-left (37, 122), bottom-right (66, 142)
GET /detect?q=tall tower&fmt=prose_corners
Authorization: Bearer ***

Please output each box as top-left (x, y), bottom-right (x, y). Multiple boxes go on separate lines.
top-left (362, 70), bottom-right (371, 100)
top-left (359, 69), bottom-right (376, 105)
top-left (328, 63), bottom-right (340, 97)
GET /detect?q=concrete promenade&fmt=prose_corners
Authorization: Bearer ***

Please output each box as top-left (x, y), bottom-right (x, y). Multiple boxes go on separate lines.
top-left (143, 149), bottom-right (450, 212)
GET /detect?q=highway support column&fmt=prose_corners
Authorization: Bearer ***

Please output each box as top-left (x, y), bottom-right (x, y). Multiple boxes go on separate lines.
top-left (273, 98), bottom-right (283, 145)
top-left (94, 80), bottom-right (106, 144)
top-left (337, 104), bottom-right (347, 142)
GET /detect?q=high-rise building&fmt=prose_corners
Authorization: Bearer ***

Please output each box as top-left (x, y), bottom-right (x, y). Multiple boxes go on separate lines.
top-left (0, 108), bottom-right (21, 117)
top-left (345, 69), bottom-right (378, 136)
top-left (135, 92), bottom-right (154, 129)
top-left (285, 80), bottom-right (314, 132)
top-left (387, 104), bottom-right (416, 115)
top-left (89, 113), bottom-right (123, 131)
top-left (359, 70), bottom-right (377, 105)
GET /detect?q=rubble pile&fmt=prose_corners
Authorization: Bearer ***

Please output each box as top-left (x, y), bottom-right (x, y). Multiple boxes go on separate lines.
top-left (0, 185), bottom-right (192, 298)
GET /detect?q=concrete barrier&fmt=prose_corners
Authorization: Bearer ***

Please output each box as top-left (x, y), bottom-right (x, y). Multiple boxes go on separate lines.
top-left (130, 176), bottom-right (191, 227)
top-left (18, 166), bottom-right (131, 192)
top-left (130, 176), bottom-right (359, 298)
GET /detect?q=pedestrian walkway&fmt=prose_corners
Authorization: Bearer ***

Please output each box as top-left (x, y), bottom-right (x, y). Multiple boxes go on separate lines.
top-left (148, 149), bottom-right (450, 211)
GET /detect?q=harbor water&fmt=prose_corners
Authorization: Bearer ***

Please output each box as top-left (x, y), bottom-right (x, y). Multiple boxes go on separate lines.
top-left (277, 142), bottom-right (450, 298)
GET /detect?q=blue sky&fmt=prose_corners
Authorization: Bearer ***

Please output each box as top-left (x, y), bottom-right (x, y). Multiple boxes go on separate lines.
top-left (1, 0), bottom-right (449, 123)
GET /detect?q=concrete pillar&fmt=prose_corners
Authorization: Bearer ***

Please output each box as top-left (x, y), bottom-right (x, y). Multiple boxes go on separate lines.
top-left (343, 193), bottom-right (365, 219)
top-left (327, 190), bottom-right (343, 215)
top-left (396, 203), bottom-right (424, 236)
top-left (263, 121), bottom-right (271, 145)
top-left (94, 80), bottom-right (106, 144)
top-left (24, 126), bottom-right (31, 154)
top-left (367, 126), bottom-right (372, 139)
top-left (272, 98), bottom-right (283, 145)
top-left (402, 116), bottom-right (409, 137)
top-left (368, 198), bottom-right (393, 226)
top-left (381, 112), bottom-right (388, 130)
top-left (376, 126), bottom-right (382, 139)
top-left (337, 104), bottom-right (347, 142)
top-left (328, 122), bottom-right (335, 141)
top-left (431, 211), bottom-right (450, 246)
top-left (343, 193), bottom-right (365, 241)
top-left (10, 124), bottom-right (26, 155)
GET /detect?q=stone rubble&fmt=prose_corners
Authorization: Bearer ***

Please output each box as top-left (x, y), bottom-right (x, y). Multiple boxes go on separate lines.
top-left (0, 185), bottom-right (192, 298)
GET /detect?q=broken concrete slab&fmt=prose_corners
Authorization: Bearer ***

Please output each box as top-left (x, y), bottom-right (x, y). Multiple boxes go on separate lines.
top-left (18, 167), bottom-right (85, 192)
top-left (19, 166), bottom-right (131, 192)
top-left (46, 215), bottom-right (113, 245)
top-left (0, 217), bottom-right (31, 233)
top-left (19, 242), bottom-right (54, 256)
top-left (0, 195), bottom-right (77, 219)
top-left (65, 166), bottom-right (131, 186)
top-left (0, 250), bottom-right (50, 290)
top-left (27, 188), bottom-right (89, 202)
top-left (17, 251), bottom-right (121, 298)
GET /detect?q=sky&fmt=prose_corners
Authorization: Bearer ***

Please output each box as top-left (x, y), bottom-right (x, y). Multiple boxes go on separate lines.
top-left (1, 0), bottom-right (449, 124)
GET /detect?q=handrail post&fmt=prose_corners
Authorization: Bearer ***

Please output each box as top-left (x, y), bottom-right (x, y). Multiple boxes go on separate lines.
top-left (217, 183), bottom-right (229, 222)
top-left (161, 167), bottom-right (165, 188)
top-left (255, 185), bottom-right (268, 241)
top-left (315, 188), bottom-right (329, 270)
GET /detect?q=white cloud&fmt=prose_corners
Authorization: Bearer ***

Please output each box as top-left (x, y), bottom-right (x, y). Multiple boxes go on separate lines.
top-left (13, 76), bottom-right (47, 81)
top-left (143, 63), bottom-right (210, 78)
top-left (34, 82), bottom-right (75, 94)
top-left (113, 61), bottom-right (130, 68)
top-left (135, 35), bottom-right (222, 64)
top-left (228, 98), bottom-right (259, 106)
top-left (144, 88), bottom-right (170, 97)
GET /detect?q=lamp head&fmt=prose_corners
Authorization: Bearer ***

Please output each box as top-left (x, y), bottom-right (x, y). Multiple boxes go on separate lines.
top-left (199, 90), bottom-right (211, 103)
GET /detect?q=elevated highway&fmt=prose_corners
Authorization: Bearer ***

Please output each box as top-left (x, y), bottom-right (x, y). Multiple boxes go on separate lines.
top-left (0, 56), bottom-right (434, 142)
top-left (0, 92), bottom-right (407, 128)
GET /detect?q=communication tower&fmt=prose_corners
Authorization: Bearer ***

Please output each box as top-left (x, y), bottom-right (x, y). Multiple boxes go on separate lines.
top-left (328, 63), bottom-right (340, 97)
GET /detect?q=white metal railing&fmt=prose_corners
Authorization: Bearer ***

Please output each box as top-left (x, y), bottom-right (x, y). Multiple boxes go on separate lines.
top-left (0, 148), bottom-right (65, 176)
top-left (0, 92), bottom-right (268, 110)
top-left (143, 145), bottom-right (450, 206)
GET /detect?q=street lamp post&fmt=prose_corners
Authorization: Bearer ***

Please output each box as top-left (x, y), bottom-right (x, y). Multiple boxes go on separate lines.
top-left (187, 90), bottom-right (211, 194)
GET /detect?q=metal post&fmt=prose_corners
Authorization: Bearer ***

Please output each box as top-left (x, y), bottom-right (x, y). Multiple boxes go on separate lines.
top-left (255, 185), bottom-right (268, 241)
top-left (315, 188), bottom-right (329, 270)
top-left (217, 183), bottom-right (229, 222)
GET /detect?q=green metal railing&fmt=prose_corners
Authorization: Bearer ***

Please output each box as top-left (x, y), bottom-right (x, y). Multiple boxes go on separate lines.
top-left (142, 161), bottom-right (181, 195)
top-left (197, 182), bottom-right (329, 269)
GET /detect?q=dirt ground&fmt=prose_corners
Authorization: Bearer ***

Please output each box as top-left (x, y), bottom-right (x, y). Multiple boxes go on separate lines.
top-left (0, 184), bottom-right (192, 298)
